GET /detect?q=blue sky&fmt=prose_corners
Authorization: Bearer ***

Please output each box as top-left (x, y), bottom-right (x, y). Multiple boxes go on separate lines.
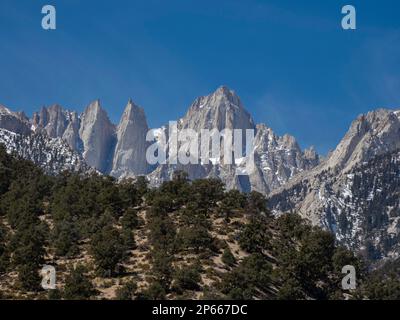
top-left (0, 0), bottom-right (399, 154)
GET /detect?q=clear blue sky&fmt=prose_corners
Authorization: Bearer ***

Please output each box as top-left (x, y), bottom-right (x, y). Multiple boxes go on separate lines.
top-left (1, 0), bottom-right (399, 154)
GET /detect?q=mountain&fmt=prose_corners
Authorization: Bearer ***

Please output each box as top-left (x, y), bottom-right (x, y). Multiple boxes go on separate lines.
top-left (111, 99), bottom-right (149, 178)
top-left (32, 105), bottom-right (82, 152)
top-left (180, 85), bottom-right (255, 132)
top-left (1, 89), bottom-right (400, 264)
top-left (79, 100), bottom-right (116, 173)
top-left (249, 124), bottom-right (320, 194)
top-left (1, 105), bottom-right (89, 174)
top-left (31, 101), bottom-right (117, 173)
top-left (0, 104), bottom-right (31, 135)
top-left (0, 88), bottom-right (319, 192)
top-left (0, 128), bottom-right (89, 174)
top-left (268, 109), bottom-right (400, 261)
top-left (147, 86), bottom-right (318, 192)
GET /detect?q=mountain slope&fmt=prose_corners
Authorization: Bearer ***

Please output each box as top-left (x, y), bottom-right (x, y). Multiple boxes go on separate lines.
top-left (0, 128), bottom-right (89, 174)
top-left (268, 109), bottom-right (400, 260)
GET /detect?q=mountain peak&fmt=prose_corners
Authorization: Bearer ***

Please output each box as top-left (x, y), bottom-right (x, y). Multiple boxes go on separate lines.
top-left (120, 99), bottom-right (146, 125)
top-left (85, 99), bottom-right (102, 113)
top-left (211, 85), bottom-right (242, 107)
top-left (0, 104), bottom-right (12, 115)
top-left (112, 99), bottom-right (149, 178)
top-left (79, 100), bottom-right (115, 172)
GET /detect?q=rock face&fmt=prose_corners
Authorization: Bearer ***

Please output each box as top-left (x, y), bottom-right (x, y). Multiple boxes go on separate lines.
top-left (32, 105), bottom-right (68, 138)
top-left (268, 108), bottom-right (400, 261)
top-left (325, 109), bottom-right (400, 172)
top-left (147, 86), bottom-right (319, 192)
top-left (62, 111), bottom-right (82, 152)
top-left (249, 124), bottom-right (320, 194)
top-left (79, 100), bottom-right (116, 173)
top-left (32, 105), bottom-right (82, 152)
top-left (0, 104), bottom-right (31, 135)
top-left (0, 128), bottom-right (89, 174)
top-left (111, 100), bottom-right (149, 178)
top-left (180, 86), bottom-right (255, 132)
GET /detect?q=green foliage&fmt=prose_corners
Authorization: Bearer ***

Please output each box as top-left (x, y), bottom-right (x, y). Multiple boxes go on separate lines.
top-left (180, 224), bottom-right (214, 253)
top-left (148, 213), bottom-right (177, 253)
top-left (246, 191), bottom-right (268, 215)
top-left (115, 280), bottom-right (137, 300)
top-left (151, 250), bottom-right (174, 290)
top-left (90, 225), bottom-right (126, 277)
top-left (189, 179), bottom-right (224, 214)
top-left (271, 213), bottom-right (358, 300)
top-left (221, 247), bottom-right (236, 267)
top-left (220, 253), bottom-right (272, 299)
top-left (138, 281), bottom-right (166, 300)
top-left (0, 146), bottom-right (382, 300)
top-left (173, 262), bottom-right (202, 292)
top-left (359, 258), bottom-right (400, 300)
top-left (52, 221), bottom-right (79, 258)
top-left (17, 263), bottom-right (42, 292)
top-left (63, 265), bottom-right (97, 300)
top-left (121, 208), bottom-right (139, 230)
top-left (48, 289), bottom-right (62, 300)
top-left (11, 223), bottom-right (47, 292)
top-left (239, 214), bottom-right (270, 253)
top-left (0, 223), bottom-right (9, 274)
top-left (218, 189), bottom-right (247, 220)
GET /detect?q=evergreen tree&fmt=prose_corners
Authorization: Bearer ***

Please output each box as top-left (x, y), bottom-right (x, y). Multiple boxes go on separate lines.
top-left (151, 250), bottom-right (174, 290)
top-left (221, 247), bottom-right (236, 267)
top-left (173, 262), bottom-right (202, 292)
top-left (246, 191), bottom-right (268, 215)
top-left (239, 214), bottom-right (270, 253)
top-left (115, 280), bottom-right (137, 300)
top-left (0, 223), bottom-right (9, 274)
top-left (90, 225), bottom-right (126, 277)
top-left (63, 265), bottom-right (97, 300)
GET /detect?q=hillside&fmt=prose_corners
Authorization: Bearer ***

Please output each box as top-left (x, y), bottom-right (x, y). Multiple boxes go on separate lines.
top-left (0, 144), bottom-right (399, 300)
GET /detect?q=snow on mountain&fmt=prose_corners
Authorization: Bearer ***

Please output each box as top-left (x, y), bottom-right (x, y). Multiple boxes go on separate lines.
top-left (268, 108), bottom-right (400, 260)
top-left (147, 86), bottom-right (319, 192)
top-left (0, 128), bottom-right (89, 174)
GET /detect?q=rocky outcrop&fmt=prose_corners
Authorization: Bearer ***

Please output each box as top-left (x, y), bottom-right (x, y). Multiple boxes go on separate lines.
top-left (0, 104), bottom-right (31, 135)
top-left (62, 111), bottom-right (82, 152)
top-left (79, 100), bottom-right (116, 173)
top-left (0, 128), bottom-right (89, 174)
top-left (111, 100), bottom-right (149, 178)
top-left (32, 105), bottom-right (82, 152)
top-left (268, 108), bottom-right (400, 260)
top-left (180, 85), bottom-right (255, 132)
top-left (248, 124), bottom-right (320, 194)
top-left (147, 86), bottom-right (319, 192)
top-left (325, 109), bottom-right (400, 172)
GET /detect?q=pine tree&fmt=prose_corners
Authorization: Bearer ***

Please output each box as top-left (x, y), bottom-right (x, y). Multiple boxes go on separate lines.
top-left (115, 280), bottom-right (137, 300)
top-left (221, 247), bottom-right (236, 267)
top-left (63, 265), bottom-right (97, 300)
top-left (90, 225), bottom-right (126, 277)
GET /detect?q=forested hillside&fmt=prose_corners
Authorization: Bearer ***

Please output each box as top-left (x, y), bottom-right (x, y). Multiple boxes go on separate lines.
top-left (0, 144), bottom-right (398, 300)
